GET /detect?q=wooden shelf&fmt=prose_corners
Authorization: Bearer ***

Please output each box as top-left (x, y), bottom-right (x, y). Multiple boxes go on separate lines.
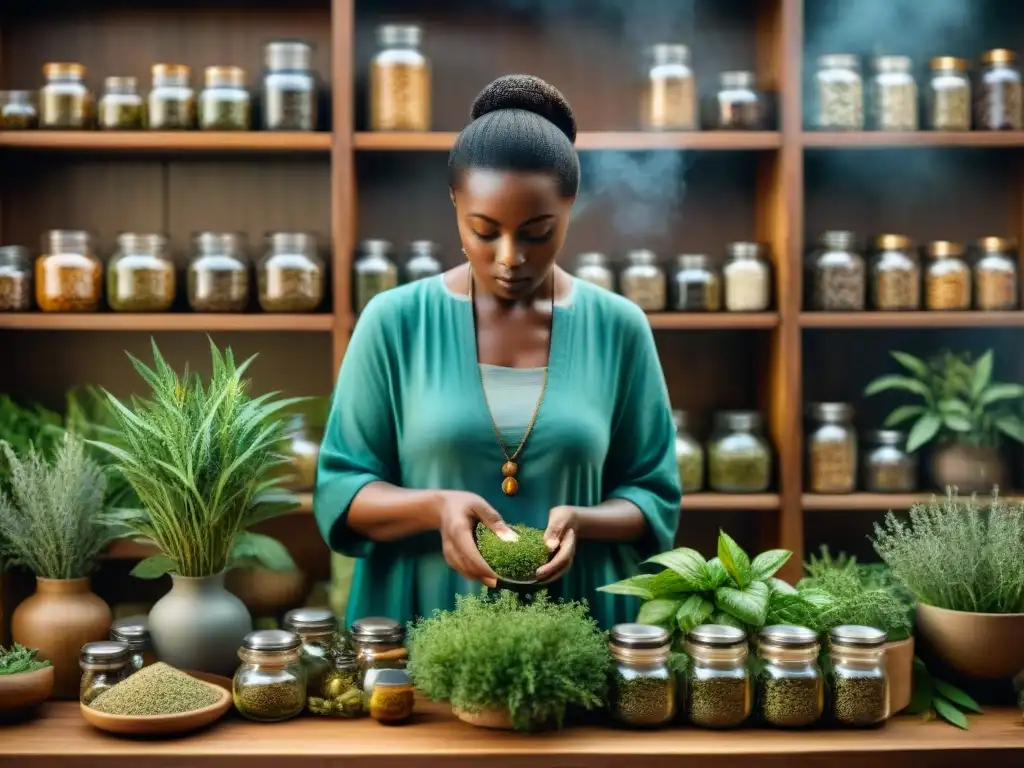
top-left (803, 131), bottom-right (1024, 148)
top-left (354, 131), bottom-right (782, 151)
top-left (648, 312), bottom-right (779, 330)
top-left (0, 131), bottom-right (331, 152)
top-left (0, 314), bottom-right (335, 332)
top-left (803, 493), bottom-right (1024, 511)
top-left (800, 312), bottom-right (1024, 329)
top-left (683, 493), bottom-right (780, 511)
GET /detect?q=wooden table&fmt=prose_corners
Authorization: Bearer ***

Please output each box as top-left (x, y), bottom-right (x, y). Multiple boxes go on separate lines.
top-left (1, 701), bottom-right (1021, 767)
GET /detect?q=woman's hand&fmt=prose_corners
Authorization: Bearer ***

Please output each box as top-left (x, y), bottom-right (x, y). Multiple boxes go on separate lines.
top-left (434, 490), bottom-right (518, 588)
top-left (536, 505), bottom-right (580, 583)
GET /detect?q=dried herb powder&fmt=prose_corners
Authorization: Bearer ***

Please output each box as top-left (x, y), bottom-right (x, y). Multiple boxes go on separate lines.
top-left (832, 673), bottom-right (887, 727)
top-left (89, 662), bottom-right (221, 716)
top-left (234, 680), bottom-right (305, 721)
top-left (687, 676), bottom-right (750, 729)
top-left (476, 522), bottom-right (550, 582)
top-left (756, 674), bottom-right (822, 728)
top-left (611, 672), bottom-right (675, 727)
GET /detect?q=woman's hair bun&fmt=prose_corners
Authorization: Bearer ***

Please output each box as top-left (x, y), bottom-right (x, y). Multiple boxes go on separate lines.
top-left (470, 74), bottom-right (577, 144)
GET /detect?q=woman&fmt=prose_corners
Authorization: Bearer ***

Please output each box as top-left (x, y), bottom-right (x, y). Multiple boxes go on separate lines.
top-left (315, 74), bottom-right (681, 628)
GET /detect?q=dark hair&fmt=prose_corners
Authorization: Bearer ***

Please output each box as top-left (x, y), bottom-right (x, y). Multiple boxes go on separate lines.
top-left (448, 74), bottom-right (580, 198)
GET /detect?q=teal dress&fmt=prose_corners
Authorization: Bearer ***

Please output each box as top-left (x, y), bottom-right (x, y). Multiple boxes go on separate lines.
top-left (314, 275), bottom-right (681, 629)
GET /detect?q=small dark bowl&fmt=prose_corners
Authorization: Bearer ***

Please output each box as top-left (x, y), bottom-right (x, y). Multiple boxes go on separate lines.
top-left (495, 577), bottom-right (542, 598)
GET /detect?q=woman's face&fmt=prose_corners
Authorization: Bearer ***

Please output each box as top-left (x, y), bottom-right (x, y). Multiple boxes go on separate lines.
top-left (451, 168), bottom-right (574, 301)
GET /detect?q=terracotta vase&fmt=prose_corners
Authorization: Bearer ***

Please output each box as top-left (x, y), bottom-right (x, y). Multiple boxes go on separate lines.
top-left (11, 577), bottom-right (112, 700)
top-left (916, 603), bottom-right (1024, 679)
top-left (225, 567), bottom-right (310, 620)
top-left (884, 636), bottom-right (915, 714)
top-left (930, 443), bottom-right (1006, 495)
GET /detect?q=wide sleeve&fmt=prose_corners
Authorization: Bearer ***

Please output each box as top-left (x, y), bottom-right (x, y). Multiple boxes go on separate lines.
top-left (314, 297), bottom-right (400, 558)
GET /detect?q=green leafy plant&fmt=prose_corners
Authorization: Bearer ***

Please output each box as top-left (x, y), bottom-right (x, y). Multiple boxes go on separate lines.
top-left (0, 395), bottom-right (64, 491)
top-left (864, 349), bottom-right (1024, 453)
top-left (906, 657), bottom-right (981, 729)
top-left (0, 643), bottom-right (51, 675)
top-left (89, 339), bottom-right (304, 579)
top-left (476, 522), bottom-right (550, 581)
top-left (406, 591), bottom-right (608, 731)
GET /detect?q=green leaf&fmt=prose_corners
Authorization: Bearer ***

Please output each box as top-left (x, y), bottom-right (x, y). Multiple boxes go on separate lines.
top-left (864, 375), bottom-right (932, 399)
top-left (750, 549), bottom-right (792, 580)
top-left (676, 594), bottom-right (715, 633)
top-left (131, 555), bottom-right (177, 579)
top-left (937, 399), bottom-right (971, 416)
top-left (707, 610), bottom-right (745, 630)
top-left (995, 414), bottom-right (1024, 444)
top-left (646, 569), bottom-right (691, 597)
top-left (905, 660), bottom-right (934, 715)
top-left (717, 530), bottom-right (752, 588)
top-left (906, 412), bottom-right (942, 452)
top-left (883, 405), bottom-right (926, 427)
top-left (715, 581), bottom-right (769, 627)
top-left (890, 351), bottom-right (930, 378)
top-left (704, 557), bottom-right (730, 588)
top-left (977, 383), bottom-right (1024, 407)
top-left (933, 697), bottom-right (970, 730)
top-left (637, 598), bottom-right (682, 628)
top-left (597, 574), bottom-right (656, 600)
top-left (942, 414), bottom-right (973, 432)
top-left (767, 577), bottom-right (797, 595)
top-left (230, 532), bottom-right (297, 572)
top-left (645, 548), bottom-right (708, 590)
top-left (933, 680), bottom-right (982, 714)
top-left (970, 350), bottom-right (994, 400)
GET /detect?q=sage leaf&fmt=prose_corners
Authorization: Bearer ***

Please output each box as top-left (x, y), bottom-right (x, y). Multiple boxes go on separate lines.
top-left (131, 555), bottom-right (177, 579)
top-left (906, 412), bottom-right (942, 452)
top-left (995, 414), bottom-right (1024, 444)
top-left (890, 351), bottom-right (930, 378)
top-left (864, 374), bottom-right (931, 399)
top-left (645, 547), bottom-right (708, 590)
top-left (942, 414), bottom-right (973, 432)
top-left (715, 581), bottom-right (769, 627)
top-left (647, 569), bottom-right (690, 597)
top-left (750, 549), bottom-right (792, 580)
top-left (970, 350), bottom-right (994, 400)
top-left (708, 610), bottom-right (745, 630)
top-left (717, 530), bottom-right (751, 587)
top-left (933, 680), bottom-right (982, 714)
top-left (977, 383), bottom-right (1024, 407)
top-left (933, 697), bottom-right (970, 730)
top-left (676, 594), bottom-right (715, 633)
top-left (704, 557), bottom-right (730, 588)
top-left (597, 573), bottom-right (656, 600)
top-left (637, 598), bottom-right (682, 628)
top-left (883, 405), bottom-right (925, 427)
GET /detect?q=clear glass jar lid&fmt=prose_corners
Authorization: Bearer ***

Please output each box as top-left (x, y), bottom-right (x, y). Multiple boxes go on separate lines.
top-left (727, 242), bottom-right (761, 260)
top-left (43, 62), bottom-right (86, 80)
top-left (650, 43), bottom-right (689, 66)
top-left (103, 77), bottom-right (138, 95)
top-left (360, 239), bottom-right (394, 258)
top-left (875, 233), bottom-right (912, 251)
top-left (829, 624), bottom-right (887, 648)
top-left (818, 54), bottom-right (860, 70)
top-left (0, 245), bottom-right (30, 267)
top-left (377, 24), bottom-right (422, 47)
top-left (265, 40), bottom-right (313, 71)
top-left (243, 629), bottom-right (301, 652)
top-left (409, 240), bottom-right (439, 259)
top-left (351, 616), bottom-right (404, 644)
top-left (981, 48), bottom-right (1016, 66)
top-left (874, 55), bottom-right (912, 73)
top-left (931, 56), bottom-right (968, 72)
top-left (867, 429), bottom-right (905, 446)
top-left (44, 229), bottom-right (90, 253)
top-left (195, 231), bottom-right (246, 254)
top-left (625, 249), bottom-right (657, 266)
top-left (671, 409), bottom-right (689, 430)
top-left (759, 624), bottom-right (818, 649)
top-left (372, 668), bottom-right (412, 688)
top-left (80, 641), bottom-right (131, 665)
top-left (808, 402), bottom-right (854, 422)
top-left (152, 63), bottom-right (190, 87)
top-left (677, 253), bottom-right (712, 270)
top-left (117, 232), bottom-right (168, 252)
top-left (927, 240), bottom-right (965, 258)
top-left (714, 410), bottom-right (762, 431)
top-left (110, 616), bottom-right (150, 650)
top-left (687, 623), bottom-right (747, 648)
top-left (1, 90), bottom-right (35, 105)
top-left (283, 607), bottom-right (336, 633)
top-left (977, 236), bottom-right (1016, 254)
top-left (205, 66), bottom-right (246, 89)
top-left (821, 230), bottom-right (857, 250)
top-left (720, 71), bottom-right (756, 89)
top-left (577, 252), bottom-right (608, 268)
top-left (267, 231), bottom-right (316, 253)
top-left (609, 623), bottom-right (670, 649)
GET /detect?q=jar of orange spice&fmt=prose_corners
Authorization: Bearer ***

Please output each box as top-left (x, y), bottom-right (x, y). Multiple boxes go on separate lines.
top-left (36, 230), bottom-right (102, 312)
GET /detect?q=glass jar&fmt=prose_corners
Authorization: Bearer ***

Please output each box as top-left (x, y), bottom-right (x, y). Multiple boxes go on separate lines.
top-left (106, 233), bottom-right (175, 312)
top-left (925, 240), bottom-right (971, 311)
top-left (811, 231), bottom-right (865, 311)
top-left (40, 62), bottom-right (92, 129)
top-left (716, 71), bottom-right (762, 130)
top-left (354, 239), bottom-right (399, 313)
top-left (283, 607), bottom-right (337, 697)
top-left (263, 40), bottom-right (317, 131)
top-left (755, 625), bottom-right (824, 728)
top-left (863, 430), bottom-right (917, 492)
top-left (368, 668), bottom-right (415, 724)
top-left (974, 236), bottom-right (1018, 311)
top-left (280, 413), bottom-right (321, 491)
top-left (310, 647), bottom-right (366, 718)
top-left (233, 629), bottom-right (307, 722)
top-left (574, 252), bottom-right (615, 291)
top-left (708, 411), bottom-right (772, 493)
top-left (620, 249), bottom-right (667, 311)
top-left (684, 624), bottom-right (751, 729)
top-left (98, 77), bottom-right (144, 130)
top-left (258, 232), bottom-right (323, 313)
top-left (643, 43), bottom-right (697, 130)
top-left (927, 57), bottom-right (971, 131)
top-left (807, 402), bottom-right (857, 494)
top-left (977, 49), bottom-right (1022, 131)
top-left (36, 230), bottom-right (102, 312)
top-left (0, 246), bottom-right (33, 312)
top-left (405, 240), bottom-right (443, 282)
top-left (351, 616), bottom-right (407, 697)
top-left (79, 641), bottom-right (132, 705)
top-left (828, 625), bottom-right (890, 727)
top-left (672, 254), bottom-right (722, 311)
top-left (673, 409), bottom-right (704, 493)
top-left (0, 90), bottom-right (38, 129)
top-left (870, 234), bottom-right (920, 310)
top-left (199, 66), bottom-right (251, 131)
top-left (608, 623), bottom-right (676, 728)
top-left (370, 24), bottom-right (431, 132)
top-left (188, 231), bottom-right (250, 312)
top-left (148, 64), bottom-right (195, 130)
top-left (816, 54), bottom-right (864, 130)
top-left (723, 242), bottom-right (770, 312)
top-left (109, 615), bottom-right (156, 670)
top-left (871, 55), bottom-right (918, 131)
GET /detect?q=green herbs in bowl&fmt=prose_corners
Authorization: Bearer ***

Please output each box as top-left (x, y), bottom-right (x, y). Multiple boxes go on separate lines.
top-left (476, 522), bottom-right (550, 583)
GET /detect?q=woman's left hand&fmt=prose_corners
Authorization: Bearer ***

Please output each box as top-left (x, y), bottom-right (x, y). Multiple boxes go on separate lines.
top-left (536, 505), bottom-right (580, 583)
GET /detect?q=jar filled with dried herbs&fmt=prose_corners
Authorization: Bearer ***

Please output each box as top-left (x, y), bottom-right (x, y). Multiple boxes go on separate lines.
top-left (973, 236), bottom-right (1018, 311)
top-left (574, 252), bottom-right (615, 291)
top-left (828, 625), bottom-right (889, 727)
top-left (279, 413), bottom-right (321, 491)
top-left (40, 62), bottom-right (92, 129)
top-left (110, 615), bottom-right (156, 670)
top-left (863, 430), bottom-right (917, 493)
top-left (807, 402), bottom-right (857, 494)
top-left (816, 54), bottom-right (864, 130)
top-left (79, 641), bottom-right (132, 705)
top-left (233, 629), bottom-right (307, 722)
top-left (871, 55), bottom-right (918, 131)
top-left (927, 57), bottom-right (971, 131)
top-left (0, 90), bottom-right (38, 129)
top-left (811, 230), bottom-right (865, 311)
top-left (368, 668), bottom-right (415, 724)
top-left (870, 234), bottom-right (920, 310)
top-left (684, 624), bottom-right (751, 729)
top-left (723, 242), bottom-right (770, 312)
top-left (148, 64), bottom-right (195, 130)
top-left (283, 607), bottom-right (337, 697)
top-left (977, 49), bottom-right (1022, 131)
top-left (672, 254), bottom-right (722, 311)
top-left (643, 43), bottom-right (697, 131)
top-left (608, 623), bottom-right (676, 728)
top-left (755, 625), bottom-right (824, 729)
top-left (354, 239), bottom-right (399, 313)
top-left (708, 411), bottom-right (772, 493)
top-left (716, 71), bottom-right (762, 130)
top-left (263, 40), bottom-right (318, 131)
top-left (621, 249), bottom-right (667, 311)
top-left (351, 616), bottom-right (407, 697)
top-left (370, 24), bottom-right (431, 132)
top-left (36, 229), bottom-right (102, 312)
top-left (925, 240), bottom-right (970, 311)
top-left (188, 231), bottom-right (250, 312)
top-left (0, 245), bottom-right (33, 312)
top-left (405, 240), bottom-right (443, 282)
top-left (309, 647), bottom-right (367, 718)
top-left (199, 66), bottom-right (251, 131)
top-left (98, 77), bottom-right (144, 130)
top-left (673, 409), bottom-right (704, 493)
top-left (258, 232), bottom-right (323, 312)
top-left (107, 233), bottom-right (175, 312)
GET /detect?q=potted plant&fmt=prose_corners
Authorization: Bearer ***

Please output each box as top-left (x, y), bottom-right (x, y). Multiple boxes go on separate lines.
top-left (90, 340), bottom-right (304, 676)
top-left (0, 643), bottom-right (54, 716)
top-left (0, 434), bottom-right (115, 699)
top-left (864, 349), bottom-right (1024, 493)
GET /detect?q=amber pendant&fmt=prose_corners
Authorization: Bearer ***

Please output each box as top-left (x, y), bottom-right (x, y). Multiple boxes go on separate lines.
top-left (502, 476), bottom-right (519, 496)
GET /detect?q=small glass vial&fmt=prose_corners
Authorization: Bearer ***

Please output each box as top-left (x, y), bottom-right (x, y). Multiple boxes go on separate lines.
top-left (350, 616), bottom-right (407, 697)
top-left (925, 240), bottom-right (971, 311)
top-left (98, 77), bottom-right (144, 130)
top-left (863, 430), bottom-right (917, 493)
top-left (755, 625), bottom-right (824, 728)
top-left (107, 233), bottom-right (175, 312)
top-left (643, 43), bottom-right (697, 130)
top-left (870, 234), bottom-right (920, 310)
top-left (620, 249), bottom-right (667, 311)
top-left (258, 232), bottom-right (324, 313)
top-left (354, 239), bottom-right (399, 313)
top-left (708, 411), bottom-right (772, 493)
top-left (200, 66), bottom-right (251, 131)
top-left (977, 49), bottom-right (1023, 131)
top-left (148, 64), bottom-right (195, 130)
top-left (608, 623), bottom-right (676, 728)
top-left (311, 647), bottom-right (366, 718)
top-left (0, 246), bottom-right (33, 312)
top-left (974, 236), bottom-right (1018, 311)
top-left (828, 625), bottom-right (890, 727)
top-left (672, 254), bottom-right (722, 311)
top-left (673, 409), bottom-right (704, 493)
top-left (40, 62), bottom-right (92, 129)
top-left (405, 240), bottom-right (443, 282)
top-left (79, 641), bottom-right (132, 705)
top-left (807, 402), bottom-right (857, 494)
top-left (684, 624), bottom-right (751, 729)
top-left (283, 607), bottom-right (337, 698)
top-left (233, 629), bottom-right (307, 723)
top-left (263, 40), bottom-right (318, 131)
top-left (816, 54), bottom-right (864, 130)
top-left (109, 615), bottom-right (155, 670)
top-left (871, 55), bottom-right (918, 131)
top-left (370, 24), bottom-right (431, 132)
top-left (928, 57), bottom-right (971, 131)
top-left (574, 252), bottom-right (615, 291)
top-left (188, 231), bottom-right (250, 312)
top-left (723, 242), bottom-right (771, 311)
top-left (280, 413), bottom-right (321, 491)
top-left (716, 71), bottom-right (762, 130)
top-left (811, 231), bottom-right (865, 311)
top-left (368, 668), bottom-right (415, 724)
top-left (36, 230), bottom-right (102, 313)
top-left (0, 90), bottom-right (38, 129)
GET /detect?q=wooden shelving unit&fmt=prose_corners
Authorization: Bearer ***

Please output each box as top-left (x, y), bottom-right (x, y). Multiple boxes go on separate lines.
top-left (0, 131), bottom-right (332, 153)
top-left (802, 131), bottom-right (1024, 148)
top-left (800, 312), bottom-right (1024, 329)
top-left (0, 313), bottom-right (335, 332)
top-left (803, 493), bottom-right (1024, 512)
top-left (353, 131), bottom-right (783, 152)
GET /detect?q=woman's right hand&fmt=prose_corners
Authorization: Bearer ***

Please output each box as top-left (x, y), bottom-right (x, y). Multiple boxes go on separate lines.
top-left (434, 490), bottom-right (518, 588)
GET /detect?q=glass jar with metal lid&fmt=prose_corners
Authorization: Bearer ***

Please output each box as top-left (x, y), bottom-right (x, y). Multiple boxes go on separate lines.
top-left (354, 239), bottom-right (399, 313)
top-left (870, 55), bottom-right (918, 131)
top-left (807, 402), bottom-right (857, 494)
top-left (973, 236), bottom-right (1018, 311)
top-left (369, 667), bottom-right (415, 724)
top-left (573, 252), bottom-right (615, 291)
top-left (811, 230), bottom-right (865, 311)
top-left (755, 625), bottom-right (824, 728)
top-left (684, 624), bottom-right (751, 729)
top-left (188, 231), bottom-right (250, 312)
top-left (233, 629), bottom-right (307, 722)
top-left (924, 240), bottom-right (970, 310)
top-left (870, 234), bottom-right (920, 310)
top-left (708, 411), bottom-right (772, 493)
top-left (258, 232), bottom-right (324, 313)
top-left (643, 43), bottom-right (697, 130)
top-left (79, 641), bottom-right (132, 705)
top-left (977, 49), bottom-right (1022, 131)
top-left (927, 57), bottom-right (971, 131)
top-left (107, 233), bottom-right (175, 312)
top-left (370, 24), bottom-right (431, 132)
top-left (148, 64), bottom-right (195, 130)
top-left (828, 625), bottom-right (889, 727)
top-left (673, 409), bottom-right (704, 493)
top-left (110, 615), bottom-right (155, 670)
top-left (283, 606), bottom-right (337, 697)
top-left (0, 90), bottom-right (38, 129)
top-left (40, 62), bottom-right (92, 129)
top-left (620, 249), bottom-right (667, 311)
top-left (723, 242), bottom-right (770, 311)
top-left (608, 623), bottom-right (676, 728)
top-left (263, 40), bottom-right (318, 131)
top-left (98, 77), bottom-right (144, 130)
top-left (716, 71), bottom-right (762, 130)
top-left (405, 240), bottom-right (443, 282)
top-left (815, 54), bottom-right (864, 130)
top-left (310, 646), bottom-right (366, 718)
top-left (672, 254), bottom-right (722, 311)
top-left (863, 430), bottom-right (917, 492)
top-left (36, 230), bottom-right (102, 312)
top-left (351, 616), bottom-right (407, 696)
top-left (0, 245), bottom-right (33, 312)
top-left (199, 66), bottom-right (251, 131)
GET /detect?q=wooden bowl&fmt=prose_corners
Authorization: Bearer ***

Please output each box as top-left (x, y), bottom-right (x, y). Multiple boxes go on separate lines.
top-left (916, 603), bottom-right (1024, 679)
top-left (0, 666), bottom-right (54, 714)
